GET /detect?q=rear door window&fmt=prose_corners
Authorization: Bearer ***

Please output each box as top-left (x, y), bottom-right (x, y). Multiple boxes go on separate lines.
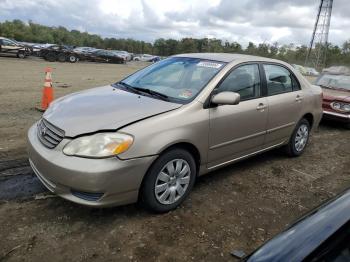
top-left (264, 64), bottom-right (297, 95)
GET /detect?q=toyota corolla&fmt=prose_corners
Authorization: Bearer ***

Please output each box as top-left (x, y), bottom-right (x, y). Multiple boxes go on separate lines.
top-left (28, 53), bottom-right (323, 212)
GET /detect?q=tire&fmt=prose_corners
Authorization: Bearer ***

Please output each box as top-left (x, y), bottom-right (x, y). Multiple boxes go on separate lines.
top-left (68, 54), bottom-right (77, 63)
top-left (57, 53), bottom-right (66, 62)
top-left (284, 118), bottom-right (311, 157)
top-left (140, 148), bottom-right (196, 213)
top-left (45, 52), bottom-right (57, 62)
top-left (17, 51), bottom-right (25, 59)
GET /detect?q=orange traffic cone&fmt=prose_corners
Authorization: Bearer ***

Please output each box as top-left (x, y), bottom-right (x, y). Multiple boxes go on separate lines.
top-left (40, 67), bottom-right (54, 111)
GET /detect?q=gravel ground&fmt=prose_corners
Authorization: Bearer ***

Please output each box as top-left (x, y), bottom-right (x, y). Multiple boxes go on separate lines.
top-left (0, 57), bottom-right (349, 262)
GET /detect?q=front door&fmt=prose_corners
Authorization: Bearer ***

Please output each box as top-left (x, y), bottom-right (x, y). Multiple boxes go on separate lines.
top-left (208, 64), bottom-right (268, 168)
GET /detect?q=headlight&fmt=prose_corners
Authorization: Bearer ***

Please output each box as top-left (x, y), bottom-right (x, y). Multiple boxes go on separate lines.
top-left (330, 101), bottom-right (350, 113)
top-left (63, 133), bottom-right (133, 158)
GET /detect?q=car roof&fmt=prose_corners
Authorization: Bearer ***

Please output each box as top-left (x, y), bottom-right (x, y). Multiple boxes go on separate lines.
top-left (172, 52), bottom-right (282, 63)
top-left (322, 66), bottom-right (350, 76)
top-left (0, 36), bottom-right (13, 40)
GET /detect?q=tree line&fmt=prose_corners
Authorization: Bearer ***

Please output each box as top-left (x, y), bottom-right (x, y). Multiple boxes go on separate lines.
top-left (1, 19), bottom-right (350, 67)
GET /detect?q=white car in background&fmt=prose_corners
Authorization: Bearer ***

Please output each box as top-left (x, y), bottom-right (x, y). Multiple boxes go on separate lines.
top-left (305, 67), bottom-right (320, 76)
top-left (133, 54), bottom-right (160, 62)
top-left (292, 64), bottom-right (308, 75)
top-left (292, 64), bottom-right (319, 77)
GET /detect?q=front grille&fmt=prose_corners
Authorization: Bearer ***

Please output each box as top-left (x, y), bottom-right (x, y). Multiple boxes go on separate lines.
top-left (37, 118), bottom-right (65, 149)
top-left (71, 190), bottom-right (104, 201)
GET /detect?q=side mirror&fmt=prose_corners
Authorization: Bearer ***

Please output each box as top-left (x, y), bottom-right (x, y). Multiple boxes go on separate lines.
top-left (211, 91), bottom-right (240, 106)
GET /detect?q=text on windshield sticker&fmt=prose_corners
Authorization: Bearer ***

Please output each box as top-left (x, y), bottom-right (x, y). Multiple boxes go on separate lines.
top-left (197, 61), bottom-right (223, 69)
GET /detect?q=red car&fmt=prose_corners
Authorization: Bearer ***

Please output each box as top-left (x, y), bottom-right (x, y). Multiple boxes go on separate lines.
top-left (316, 66), bottom-right (350, 128)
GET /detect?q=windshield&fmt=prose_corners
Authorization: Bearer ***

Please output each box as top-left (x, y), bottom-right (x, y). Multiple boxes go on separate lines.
top-left (119, 57), bottom-right (226, 103)
top-left (316, 74), bottom-right (350, 91)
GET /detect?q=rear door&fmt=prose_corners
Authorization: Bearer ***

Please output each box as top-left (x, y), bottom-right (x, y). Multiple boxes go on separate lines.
top-left (262, 64), bottom-right (303, 146)
top-left (208, 63), bottom-right (268, 168)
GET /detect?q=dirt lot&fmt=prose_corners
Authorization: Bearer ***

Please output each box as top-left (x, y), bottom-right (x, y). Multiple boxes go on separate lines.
top-left (0, 57), bottom-right (147, 162)
top-left (0, 57), bottom-right (349, 262)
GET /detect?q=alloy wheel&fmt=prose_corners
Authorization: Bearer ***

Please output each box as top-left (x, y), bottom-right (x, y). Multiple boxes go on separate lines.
top-left (154, 159), bottom-right (191, 205)
top-left (295, 124), bottom-right (309, 152)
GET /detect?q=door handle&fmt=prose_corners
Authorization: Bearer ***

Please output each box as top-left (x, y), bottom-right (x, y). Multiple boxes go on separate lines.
top-left (295, 95), bottom-right (303, 102)
top-left (256, 103), bottom-right (267, 111)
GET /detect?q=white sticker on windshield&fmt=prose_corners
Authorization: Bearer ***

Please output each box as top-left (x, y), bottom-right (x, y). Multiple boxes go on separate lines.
top-left (197, 61), bottom-right (223, 69)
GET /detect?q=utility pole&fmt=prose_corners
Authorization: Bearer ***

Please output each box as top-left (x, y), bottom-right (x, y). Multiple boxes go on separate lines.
top-left (305, 0), bottom-right (333, 70)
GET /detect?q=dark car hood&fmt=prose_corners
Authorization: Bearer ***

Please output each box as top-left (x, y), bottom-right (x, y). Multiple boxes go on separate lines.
top-left (43, 85), bottom-right (182, 137)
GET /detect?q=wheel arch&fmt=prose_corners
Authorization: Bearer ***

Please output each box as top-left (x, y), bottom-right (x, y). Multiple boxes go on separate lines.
top-left (301, 113), bottom-right (314, 130)
top-left (159, 142), bottom-right (201, 173)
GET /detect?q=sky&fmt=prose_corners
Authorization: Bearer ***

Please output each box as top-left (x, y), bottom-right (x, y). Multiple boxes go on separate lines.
top-left (1, 0), bottom-right (349, 46)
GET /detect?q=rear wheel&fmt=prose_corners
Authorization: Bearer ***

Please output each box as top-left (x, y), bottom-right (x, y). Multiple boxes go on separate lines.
top-left (68, 54), bottom-right (78, 63)
top-left (285, 118), bottom-right (310, 157)
top-left (140, 148), bottom-right (196, 213)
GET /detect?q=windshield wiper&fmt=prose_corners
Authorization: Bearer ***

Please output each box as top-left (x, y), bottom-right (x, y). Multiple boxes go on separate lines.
top-left (133, 87), bottom-right (170, 101)
top-left (115, 81), bottom-right (144, 95)
top-left (115, 82), bottom-right (169, 101)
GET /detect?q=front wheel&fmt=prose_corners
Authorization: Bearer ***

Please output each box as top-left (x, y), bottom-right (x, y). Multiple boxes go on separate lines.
top-left (57, 53), bottom-right (66, 62)
top-left (284, 118), bottom-right (310, 157)
top-left (140, 148), bottom-right (196, 213)
top-left (45, 52), bottom-right (57, 62)
top-left (17, 51), bottom-right (25, 59)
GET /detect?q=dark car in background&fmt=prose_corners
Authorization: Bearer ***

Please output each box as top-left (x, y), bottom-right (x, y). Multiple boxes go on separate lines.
top-left (236, 188), bottom-right (350, 261)
top-left (0, 37), bottom-right (31, 58)
top-left (40, 44), bottom-right (79, 63)
top-left (316, 66), bottom-right (350, 128)
top-left (86, 49), bottom-right (125, 64)
top-left (40, 45), bottom-right (125, 64)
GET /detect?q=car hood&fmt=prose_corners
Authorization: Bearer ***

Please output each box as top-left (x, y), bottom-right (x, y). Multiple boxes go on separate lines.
top-left (322, 88), bottom-right (350, 102)
top-left (43, 85), bottom-right (182, 137)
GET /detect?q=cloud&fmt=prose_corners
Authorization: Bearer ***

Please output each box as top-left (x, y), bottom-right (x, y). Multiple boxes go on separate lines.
top-left (0, 0), bottom-right (349, 46)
